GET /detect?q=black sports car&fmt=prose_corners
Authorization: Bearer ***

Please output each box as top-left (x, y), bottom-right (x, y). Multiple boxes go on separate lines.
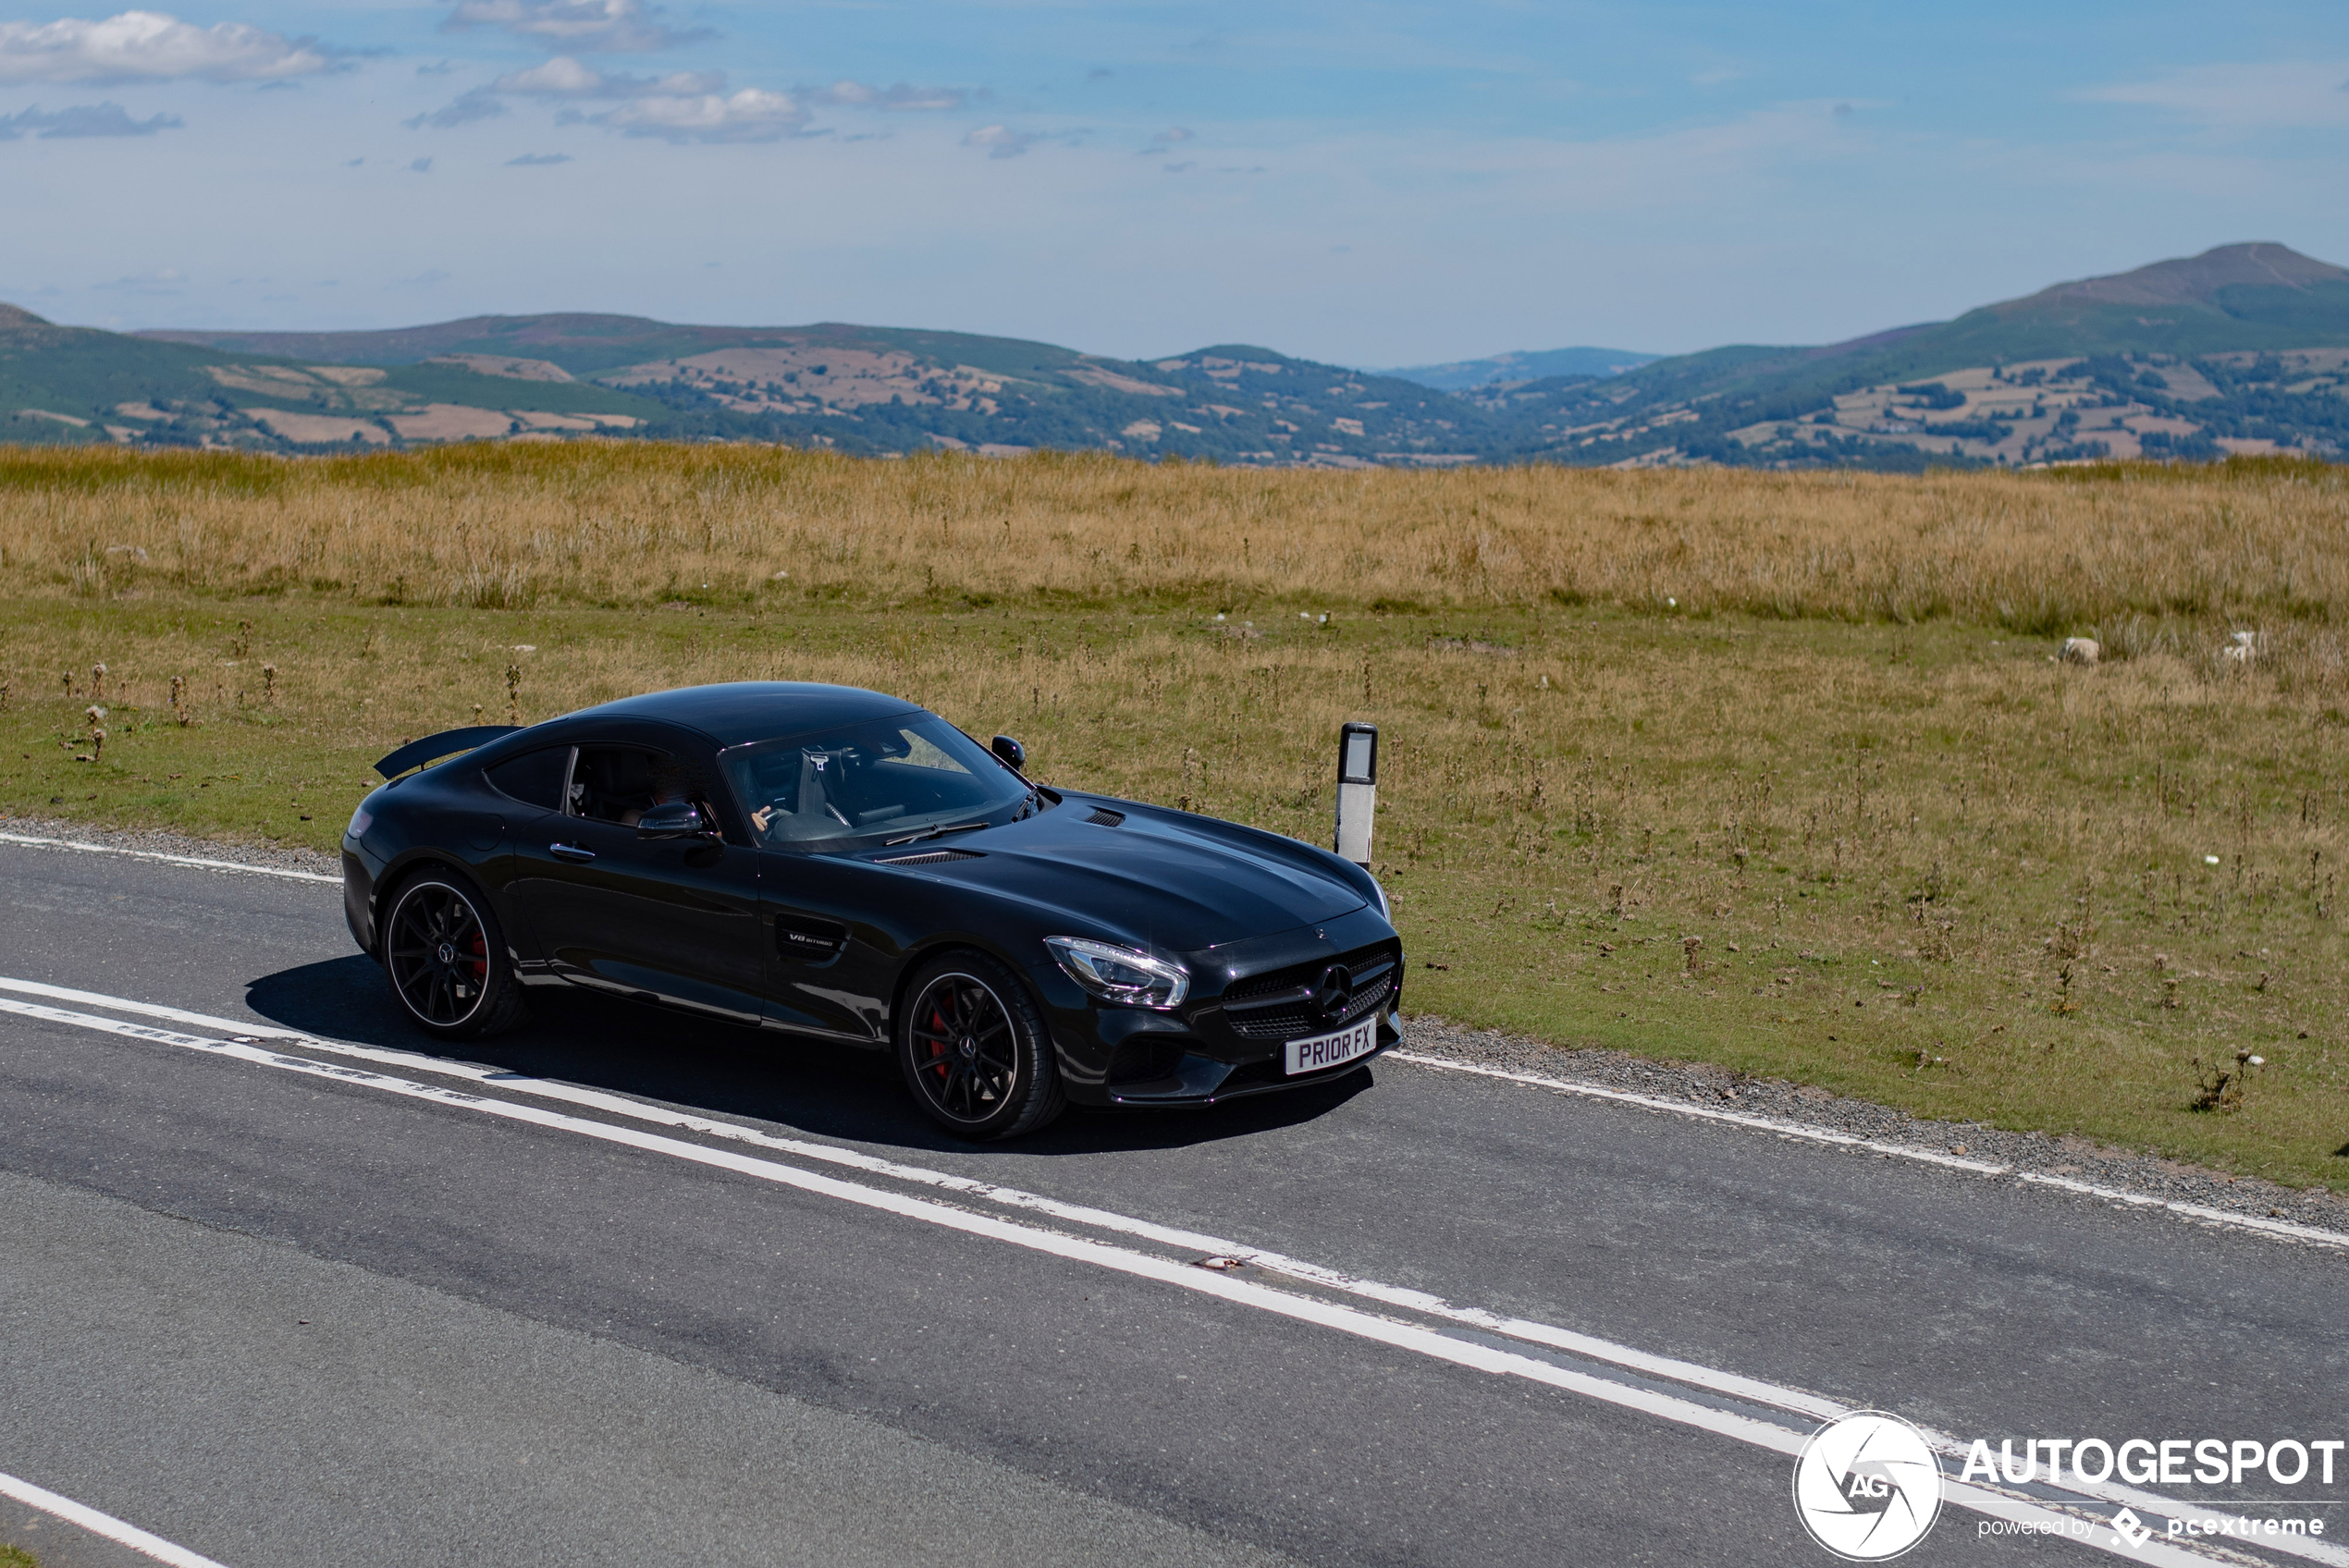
top-left (341, 681), bottom-right (1401, 1138)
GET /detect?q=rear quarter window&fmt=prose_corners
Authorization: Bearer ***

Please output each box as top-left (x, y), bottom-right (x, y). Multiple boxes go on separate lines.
top-left (485, 747), bottom-right (571, 812)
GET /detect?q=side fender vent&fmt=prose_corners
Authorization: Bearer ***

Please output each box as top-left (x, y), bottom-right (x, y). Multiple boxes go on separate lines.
top-left (877, 848), bottom-right (984, 866)
top-left (1086, 808), bottom-right (1126, 827)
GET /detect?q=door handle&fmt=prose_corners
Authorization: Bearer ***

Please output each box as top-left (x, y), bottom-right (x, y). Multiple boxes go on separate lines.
top-left (549, 842), bottom-right (596, 864)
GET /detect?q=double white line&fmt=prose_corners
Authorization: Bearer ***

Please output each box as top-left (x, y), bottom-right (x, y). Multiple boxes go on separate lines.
top-left (1, 974), bottom-right (2335, 1567)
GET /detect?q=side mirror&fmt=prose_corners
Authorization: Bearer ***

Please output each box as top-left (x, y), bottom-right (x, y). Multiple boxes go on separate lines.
top-left (637, 800), bottom-right (715, 840)
top-left (990, 735), bottom-right (1027, 771)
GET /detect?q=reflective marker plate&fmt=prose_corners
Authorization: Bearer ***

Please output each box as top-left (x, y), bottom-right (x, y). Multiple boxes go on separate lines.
top-left (1284, 1016), bottom-right (1379, 1076)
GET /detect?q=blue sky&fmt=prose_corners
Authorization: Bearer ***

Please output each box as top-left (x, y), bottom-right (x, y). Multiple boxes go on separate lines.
top-left (1, 1), bottom-right (2343, 363)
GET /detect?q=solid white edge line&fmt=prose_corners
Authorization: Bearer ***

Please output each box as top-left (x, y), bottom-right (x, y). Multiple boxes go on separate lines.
top-left (0, 992), bottom-right (2318, 1568)
top-left (0, 831), bottom-right (339, 885)
top-left (0, 818), bottom-right (2331, 1253)
top-left (1390, 1050), bottom-right (2349, 1251)
top-left (12, 970), bottom-right (2349, 1561)
top-left (0, 976), bottom-right (1849, 1421)
top-left (0, 1468), bottom-right (236, 1568)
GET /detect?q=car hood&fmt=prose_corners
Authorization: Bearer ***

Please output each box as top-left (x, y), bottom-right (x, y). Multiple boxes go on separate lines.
top-left (917, 800), bottom-right (1367, 953)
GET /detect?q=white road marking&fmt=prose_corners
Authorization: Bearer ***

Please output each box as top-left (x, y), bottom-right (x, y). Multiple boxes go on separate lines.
top-left (1393, 1051), bottom-right (2349, 1252)
top-left (0, 981), bottom-right (1835, 1413)
top-left (0, 984), bottom-right (2324, 1567)
top-left (0, 831), bottom-right (339, 885)
top-left (0, 977), bottom-right (1843, 1419)
top-left (0, 821), bottom-right (2327, 1252)
top-left (0, 1467), bottom-right (235, 1568)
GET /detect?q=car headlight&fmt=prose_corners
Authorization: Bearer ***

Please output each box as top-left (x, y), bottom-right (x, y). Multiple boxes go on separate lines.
top-left (1044, 936), bottom-right (1189, 1009)
top-left (1370, 876), bottom-right (1392, 922)
top-left (347, 802), bottom-right (375, 838)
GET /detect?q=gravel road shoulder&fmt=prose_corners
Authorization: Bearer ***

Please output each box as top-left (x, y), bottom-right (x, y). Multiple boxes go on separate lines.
top-left (1401, 1015), bottom-right (2349, 1236)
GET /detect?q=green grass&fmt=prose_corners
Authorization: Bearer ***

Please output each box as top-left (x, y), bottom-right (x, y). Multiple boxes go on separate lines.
top-left (6, 587), bottom-right (2346, 1190)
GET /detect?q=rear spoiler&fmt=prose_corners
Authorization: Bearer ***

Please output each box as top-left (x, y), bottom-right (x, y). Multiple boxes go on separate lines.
top-left (374, 725), bottom-right (522, 780)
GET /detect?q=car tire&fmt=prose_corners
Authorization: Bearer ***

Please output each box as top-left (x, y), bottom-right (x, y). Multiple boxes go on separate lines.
top-left (379, 867), bottom-right (528, 1041)
top-left (895, 949), bottom-right (1065, 1140)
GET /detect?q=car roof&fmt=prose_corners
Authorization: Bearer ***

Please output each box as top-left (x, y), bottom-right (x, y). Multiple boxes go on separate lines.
top-left (568, 681), bottom-right (925, 747)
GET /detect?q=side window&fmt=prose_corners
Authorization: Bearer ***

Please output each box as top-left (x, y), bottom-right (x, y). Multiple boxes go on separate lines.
top-left (485, 747), bottom-right (572, 813)
top-left (569, 745), bottom-right (695, 827)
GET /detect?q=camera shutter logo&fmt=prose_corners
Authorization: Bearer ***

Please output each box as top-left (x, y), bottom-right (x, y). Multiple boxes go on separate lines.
top-left (1792, 1412), bottom-right (1944, 1561)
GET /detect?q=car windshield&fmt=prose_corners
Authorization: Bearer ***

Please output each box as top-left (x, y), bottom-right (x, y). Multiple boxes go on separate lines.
top-left (721, 714), bottom-right (1038, 851)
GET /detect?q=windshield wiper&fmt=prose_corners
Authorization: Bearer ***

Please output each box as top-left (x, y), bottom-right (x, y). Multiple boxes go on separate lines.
top-left (882, 819), bottom-right (991, 847)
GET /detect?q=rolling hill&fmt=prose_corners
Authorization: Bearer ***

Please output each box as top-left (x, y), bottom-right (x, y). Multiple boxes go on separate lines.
top-left (88, 312), bottom-right (1520, 463)
top-left (1373, 346), bottom-right (1660, 391)
top-left (1463, 243), bottom-right (2349, 468)
top-left (1, 305), bottom-right (677, 449)
top-left (5, 241), bottom-right (2344, 466)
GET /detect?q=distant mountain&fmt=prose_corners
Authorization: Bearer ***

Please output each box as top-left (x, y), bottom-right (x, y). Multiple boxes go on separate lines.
top-left (1374, 347), bottom-right (1660, 392)
top-left (7, 243), bottom-right (2345, 466)
top-left (1471, 243), bottom-right (2349, 468)
top-left (12, 311), bottom-right (1511, 462)
top-left (141, 315), bottom-right (1127, 384)
top-left (2, 305), bottom-right (680, 450)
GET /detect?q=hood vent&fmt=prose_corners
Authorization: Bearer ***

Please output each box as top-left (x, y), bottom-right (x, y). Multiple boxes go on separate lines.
top-left (1086, 808), bottom-right (1126, 827)
top-left (877, 847), bottom-right (984, 866)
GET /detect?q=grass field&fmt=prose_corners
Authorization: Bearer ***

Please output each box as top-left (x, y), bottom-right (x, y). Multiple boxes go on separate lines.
top-left (3, 446), bottom-right (2345, 1188)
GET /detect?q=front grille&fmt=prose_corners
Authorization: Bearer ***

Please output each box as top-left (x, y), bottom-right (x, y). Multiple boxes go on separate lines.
top-left (1217, 941), bottom-right (1400, 1041)
top-left (877, 848), bottom-right (984, 866)
top-left (1223, 971), bottom-right (1394, 1040)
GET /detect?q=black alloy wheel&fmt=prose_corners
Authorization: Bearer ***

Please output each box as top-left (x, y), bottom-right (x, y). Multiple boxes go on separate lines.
top-left (383, 874), bottom-right (526, 1040)
top-left (896, 951), bottom-right (1064, 1139)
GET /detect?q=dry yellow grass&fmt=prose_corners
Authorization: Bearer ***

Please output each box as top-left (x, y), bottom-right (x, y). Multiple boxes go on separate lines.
top-left (3, 446), bottom-right (2346, 631)
top-left (3, 447), bottom-right (2347, 1187)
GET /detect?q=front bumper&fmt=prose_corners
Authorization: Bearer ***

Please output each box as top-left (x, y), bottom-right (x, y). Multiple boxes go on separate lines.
top-left (342, 839), bottom-right (382, 955)
top-left (1096, 1011), bottom-right (1401, 1107)
top-left (1036, 905), bottom-right (1403, 1109)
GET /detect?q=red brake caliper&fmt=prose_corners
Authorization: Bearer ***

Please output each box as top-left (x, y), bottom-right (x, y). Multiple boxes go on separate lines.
top-left (929, 1005), bottom-right (950, 1078)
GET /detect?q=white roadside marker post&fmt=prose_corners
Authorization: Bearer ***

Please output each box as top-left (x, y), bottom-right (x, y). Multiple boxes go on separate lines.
top-left (1334, 722), bottom-right (1378, 867)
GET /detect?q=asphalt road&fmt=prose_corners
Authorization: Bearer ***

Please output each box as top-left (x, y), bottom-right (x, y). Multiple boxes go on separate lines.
top-left (1, 837), bottom-right (2343, 1568)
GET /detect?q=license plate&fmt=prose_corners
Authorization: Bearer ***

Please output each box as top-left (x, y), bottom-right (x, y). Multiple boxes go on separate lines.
top-left (1284, 1016), bottom-right (1380, 1076)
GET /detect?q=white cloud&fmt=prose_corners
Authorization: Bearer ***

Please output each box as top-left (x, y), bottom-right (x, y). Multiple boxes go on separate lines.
top-left (804, 80), bottom-right (966, 112)
top-left (406, 85), bottom-right (504, 129)
top-left (0, 10), bottom-right (336, 84)
top-left (964, 123), bottom-right (1032, 158)
top-left (495, 55), bottom-right (719, 97)
top-left (0, 99), bottom-right (180, 136)
top-left (92, 267), bottom-right (185, 292)
top-left (596, 88), bottom-right (807, 142)
top-left (440, 0), bottom-right (707, 55)
top-left (2080, 60), bottom-right (2349, 130)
